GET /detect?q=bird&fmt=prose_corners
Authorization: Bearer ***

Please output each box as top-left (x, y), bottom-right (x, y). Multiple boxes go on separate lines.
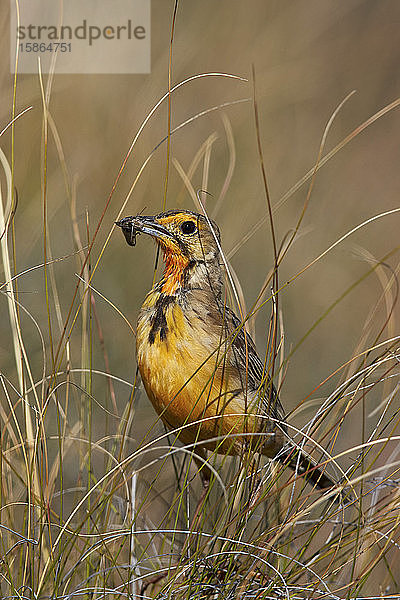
top-left (116, 209), bottom-right (337, 494)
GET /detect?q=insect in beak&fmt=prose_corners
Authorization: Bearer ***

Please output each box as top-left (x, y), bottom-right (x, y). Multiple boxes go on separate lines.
top-left (115, 217), bottom-right (140, 246)
top-left (116, 215), bottom-right (173, 247)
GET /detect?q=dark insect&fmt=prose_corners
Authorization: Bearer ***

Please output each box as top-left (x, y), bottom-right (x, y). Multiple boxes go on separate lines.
top-left (115, 218), bottom-right (140, 246)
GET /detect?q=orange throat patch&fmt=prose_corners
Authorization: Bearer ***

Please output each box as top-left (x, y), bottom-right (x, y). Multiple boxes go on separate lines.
top-left (160, 249), bottom-right (189, 295)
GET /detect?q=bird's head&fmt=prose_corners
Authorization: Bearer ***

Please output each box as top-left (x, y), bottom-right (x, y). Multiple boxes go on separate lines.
top-left (116, 209), bottom-right (221, 261)
top-left (116, 209), bottom-right (222, 295)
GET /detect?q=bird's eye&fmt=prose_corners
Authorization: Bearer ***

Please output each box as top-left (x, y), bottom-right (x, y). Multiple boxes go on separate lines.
top-left (180, 220), bottom-right (196, 235)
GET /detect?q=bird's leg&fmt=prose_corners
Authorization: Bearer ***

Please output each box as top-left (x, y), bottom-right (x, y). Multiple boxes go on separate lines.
top-left (192, 447), bottom-right (211, 489)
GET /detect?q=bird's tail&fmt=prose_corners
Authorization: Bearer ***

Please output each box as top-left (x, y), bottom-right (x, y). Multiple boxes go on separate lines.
top-left (278, 445), bottom-right (336, 491)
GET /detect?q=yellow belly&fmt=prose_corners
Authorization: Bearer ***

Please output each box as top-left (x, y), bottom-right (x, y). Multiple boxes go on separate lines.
top-left (136, 301), bottom-right (260, 454)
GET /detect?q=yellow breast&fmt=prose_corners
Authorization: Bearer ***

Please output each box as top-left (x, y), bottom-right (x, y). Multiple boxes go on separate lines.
top-left (136, 294), bottom-right (257, 454)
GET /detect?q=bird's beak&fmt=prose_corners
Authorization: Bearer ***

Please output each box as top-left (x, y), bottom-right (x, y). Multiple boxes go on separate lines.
top-left (115, 215), bottom-right (172, 247)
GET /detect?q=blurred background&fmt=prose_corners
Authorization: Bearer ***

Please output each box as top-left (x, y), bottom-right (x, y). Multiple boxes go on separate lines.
top-left (0, 1), bottom-right (400, 589)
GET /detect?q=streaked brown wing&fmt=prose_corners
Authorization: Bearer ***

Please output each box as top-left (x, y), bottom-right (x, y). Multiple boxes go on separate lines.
top-left (223, 307), bottom-right (285, 425)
